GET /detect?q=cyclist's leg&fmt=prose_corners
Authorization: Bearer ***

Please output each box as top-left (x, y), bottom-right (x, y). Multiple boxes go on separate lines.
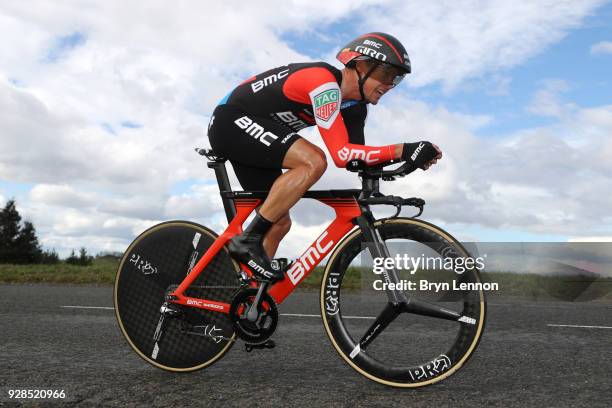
top-left (258, 138), bottom-right (327, 222)
top-left (208, 105), bottom-right (327, 218)
top-left (208, 104), bottom-right (307, 279)
top-left (230, 136), bottom-right (326, 255)
top-left (262, 212), bottom-right (291, 257)
top-left (231, 138), bottom-right (326, 278)
top-left (230, 162), bottom-right (292, 258)
top-left (226, 137), bottom-right (326, 223)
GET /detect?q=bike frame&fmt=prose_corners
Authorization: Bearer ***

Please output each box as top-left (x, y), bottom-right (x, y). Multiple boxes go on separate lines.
top-left (167, 159), bottom-right (369, 313)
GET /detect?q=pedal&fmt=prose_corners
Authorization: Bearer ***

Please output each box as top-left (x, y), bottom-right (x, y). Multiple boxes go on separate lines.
top-left (239, 271), bottom-right (252, 285)
top-left (159, 302), bottom-right (182, 317)
top-left (154, 301), bottom-right (181, 343)
top-left (245, 339), bottom-right (276, 352)
top-left (270, 258), bottom-right (288, 271)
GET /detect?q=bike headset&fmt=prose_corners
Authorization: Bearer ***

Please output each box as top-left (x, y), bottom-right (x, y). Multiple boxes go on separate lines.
top-left (336, 32), bottom-right (412, 101)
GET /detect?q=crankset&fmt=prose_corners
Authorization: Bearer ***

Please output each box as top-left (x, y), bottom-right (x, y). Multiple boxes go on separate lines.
top-left (152, 285), bottom-right (183, 343)
top-left (229, 286), bottom-right (278, 344)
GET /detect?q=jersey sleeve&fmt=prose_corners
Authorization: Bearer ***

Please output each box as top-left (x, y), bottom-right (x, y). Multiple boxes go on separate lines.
top-left (283, 67), bottom-right (396, 167)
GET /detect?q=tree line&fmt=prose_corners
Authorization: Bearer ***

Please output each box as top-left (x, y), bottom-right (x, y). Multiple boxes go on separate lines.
top-left (0, 199), bottom-right (94, 265)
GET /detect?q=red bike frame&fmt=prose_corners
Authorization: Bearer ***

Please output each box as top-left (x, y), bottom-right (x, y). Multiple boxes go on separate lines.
top-left (168, 196), bottom-right (361, 313)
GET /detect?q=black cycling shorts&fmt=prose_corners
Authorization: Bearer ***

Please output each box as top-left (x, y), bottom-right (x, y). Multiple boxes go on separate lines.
top-left (207, 104), bottom-right (302, 191)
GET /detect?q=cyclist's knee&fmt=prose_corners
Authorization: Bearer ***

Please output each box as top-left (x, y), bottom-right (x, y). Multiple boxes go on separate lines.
top-left (284, 140), bottom-right (327, 178)
top-left (306, 147), bottom-right (327, 179)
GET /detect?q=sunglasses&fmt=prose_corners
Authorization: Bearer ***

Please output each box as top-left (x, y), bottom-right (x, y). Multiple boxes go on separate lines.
top-left (369, 63), bottom-right (406, 86)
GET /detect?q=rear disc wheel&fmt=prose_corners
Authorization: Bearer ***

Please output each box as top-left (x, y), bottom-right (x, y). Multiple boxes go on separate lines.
top-left (114, 221), bottom-right (241, 371)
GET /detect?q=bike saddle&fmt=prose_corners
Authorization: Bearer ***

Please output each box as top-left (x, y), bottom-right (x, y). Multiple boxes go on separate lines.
top-left (195, 147), bottom-right (227, 163)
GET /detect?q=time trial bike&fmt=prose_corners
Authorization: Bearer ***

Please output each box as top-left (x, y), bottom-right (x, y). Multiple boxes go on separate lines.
top-left (114, 148), bottom-right (486, 387)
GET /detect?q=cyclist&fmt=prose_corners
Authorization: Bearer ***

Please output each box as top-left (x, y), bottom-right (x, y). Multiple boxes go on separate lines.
top-left (208, 32), bottom-right (441, 281)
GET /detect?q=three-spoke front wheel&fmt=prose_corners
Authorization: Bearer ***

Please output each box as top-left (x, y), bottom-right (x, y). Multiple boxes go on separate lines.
top-left (320, 218), bottom-right (486, 387)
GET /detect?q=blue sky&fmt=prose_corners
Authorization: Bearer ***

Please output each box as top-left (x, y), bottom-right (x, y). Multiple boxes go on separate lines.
top-left (474, 5), bottom-right (600, 127)
top-left (45, 32), bottom-right (86, 63)
top-left (1, 1), bottom-right (612, 257)
top-left (404, 4), bottom-right (612, 136)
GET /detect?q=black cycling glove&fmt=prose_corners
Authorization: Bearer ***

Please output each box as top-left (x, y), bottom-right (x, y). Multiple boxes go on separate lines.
top-left (401, 141), bottom-right (438, 169)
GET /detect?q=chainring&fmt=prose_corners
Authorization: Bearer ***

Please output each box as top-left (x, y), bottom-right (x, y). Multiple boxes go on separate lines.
top-left (229, 288), bottom-right (278, 344)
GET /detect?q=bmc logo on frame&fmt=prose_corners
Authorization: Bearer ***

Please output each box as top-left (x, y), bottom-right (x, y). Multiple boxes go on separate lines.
top-left (234, 116), bottom-right (279, 146)
top-left (287, 231), bottom-right (334, 285)
top-left (187, 299), bottom-right (224, 310)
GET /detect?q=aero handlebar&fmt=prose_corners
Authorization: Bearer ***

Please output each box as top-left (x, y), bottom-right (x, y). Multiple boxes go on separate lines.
top-left (345, 159), bottom-right (417, 180)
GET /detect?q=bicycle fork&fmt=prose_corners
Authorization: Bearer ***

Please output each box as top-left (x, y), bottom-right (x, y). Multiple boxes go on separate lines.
top-left (352, 213), bottom-right (468, 354)
top-left (355, 213), bottom-right (408, 305)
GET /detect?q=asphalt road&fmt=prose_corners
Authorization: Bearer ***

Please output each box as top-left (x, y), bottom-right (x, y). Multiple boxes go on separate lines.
top-left (0, 284), bottom-right (611, 407)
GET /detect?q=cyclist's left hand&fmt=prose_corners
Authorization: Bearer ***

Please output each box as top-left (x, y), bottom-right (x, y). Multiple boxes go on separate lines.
top-left (401, 141), bottom-right (442, 170)
top-left (422, 143), bottom-right (442, 170)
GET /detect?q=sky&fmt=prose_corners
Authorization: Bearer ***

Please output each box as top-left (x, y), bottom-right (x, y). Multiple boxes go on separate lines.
top-left (1, 0), bottom-right (612, 259)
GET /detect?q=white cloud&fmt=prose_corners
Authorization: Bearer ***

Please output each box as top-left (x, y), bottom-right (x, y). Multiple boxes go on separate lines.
top-left (30, 184), bottom-right (97, 208)
top-left (466, 107), bottom-right (612, 235)
top-left (590, 41), bottom-right (612, 54)
top-left (275, 220), bottom-right (334, 259)
top-left (526, 79), bottom-right (577, 117)
top-left (163, 184), bottom-right (224, 220)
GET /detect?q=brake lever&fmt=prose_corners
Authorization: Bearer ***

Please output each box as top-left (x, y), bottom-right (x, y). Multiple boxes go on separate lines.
top-left (411, 206), bottom-right (424, 218)
top-left (403, 197), bottom-right (425, 218)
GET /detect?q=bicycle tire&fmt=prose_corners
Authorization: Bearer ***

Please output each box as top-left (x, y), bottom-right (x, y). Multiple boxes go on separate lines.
top-left (114, 221), bottom-right (240, 372)
top-left (320, 217), bottom-right (486, 387)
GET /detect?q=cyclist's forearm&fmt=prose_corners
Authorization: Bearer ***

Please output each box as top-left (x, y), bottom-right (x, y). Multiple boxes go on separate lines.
top-left (335, 143), bottom-right (396, 167)
top-left (394, 143), bottom-right (403, 160)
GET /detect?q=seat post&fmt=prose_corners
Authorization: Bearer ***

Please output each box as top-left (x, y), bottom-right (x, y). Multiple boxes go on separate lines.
top-left (207, 161), bottom-right (236, 223)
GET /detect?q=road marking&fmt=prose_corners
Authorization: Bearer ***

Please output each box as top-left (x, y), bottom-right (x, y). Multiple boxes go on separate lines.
top-left (281, 313), bottom-right (375, 320)
top-left (61, 306), bottom-right (114, 310)
top-left (60, 306), bottom-right (375, 320)
top-left (548, 324), bottom-right (612, 329)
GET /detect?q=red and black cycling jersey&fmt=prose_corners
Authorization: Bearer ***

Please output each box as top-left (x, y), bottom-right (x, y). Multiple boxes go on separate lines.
top-left (218, 62), bottom-right (396, 167)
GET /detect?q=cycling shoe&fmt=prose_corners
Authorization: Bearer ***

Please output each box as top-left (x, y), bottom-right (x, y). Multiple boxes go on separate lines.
top-left (228, 234), bottom-right (284, 281)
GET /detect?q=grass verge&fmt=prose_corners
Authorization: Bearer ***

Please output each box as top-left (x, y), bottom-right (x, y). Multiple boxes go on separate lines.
top-left (1, 259), bottom-right (610, 301)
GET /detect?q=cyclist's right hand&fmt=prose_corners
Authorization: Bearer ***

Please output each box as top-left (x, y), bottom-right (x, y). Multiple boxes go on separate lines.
top-left (401, 141), bottom-right (442, 170)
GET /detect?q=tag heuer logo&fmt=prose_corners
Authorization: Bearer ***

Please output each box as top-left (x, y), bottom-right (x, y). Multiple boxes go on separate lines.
top-left (314, 89), bottom-right (339, 121)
